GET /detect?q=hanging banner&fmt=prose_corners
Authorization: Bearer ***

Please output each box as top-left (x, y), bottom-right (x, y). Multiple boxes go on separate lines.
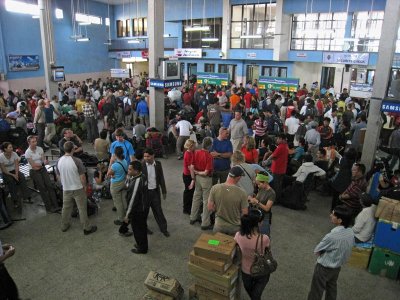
top-left (8, 55), bottom-right (40, 71)
top-left (350, 83), bottom-right (373, 98)
top-left (149, 79), bottom-right (183, 89)
top-left (197, 72), bottom-right (229, 86)
top-left (322, 52), bottom-right (369, 65)
top-left (258, 77), bottom-right (299, 92)
top-left (174, 48), bottom-right (202, 58)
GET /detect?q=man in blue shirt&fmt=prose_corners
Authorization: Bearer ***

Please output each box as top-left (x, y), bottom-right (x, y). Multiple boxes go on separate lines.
top-left (110, 128), bottom-right (135, 165)
top-left (210, 127), bottom-right (233, 185)
top-left (135, 95), bottom-right (149, 127)
top-left (307, 205), bottom-right (354, 300)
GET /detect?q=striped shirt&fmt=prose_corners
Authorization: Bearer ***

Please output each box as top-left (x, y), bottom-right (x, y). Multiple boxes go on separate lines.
top-left (82, 103), bottom-right (95, 118)
top-left (314, 226), bottom-right (354, 268)
top-left (254, 118), bottom-right (267, 137)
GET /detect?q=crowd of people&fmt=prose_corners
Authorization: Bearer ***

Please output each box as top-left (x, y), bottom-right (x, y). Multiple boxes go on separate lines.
top-left (1, 76), bottom-right (400, 300)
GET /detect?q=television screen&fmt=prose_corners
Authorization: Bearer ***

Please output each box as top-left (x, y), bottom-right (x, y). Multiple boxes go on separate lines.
top-left (52, 67), bottom-right (65, 81)
top-left (166, 62), bottom-right (178, 77)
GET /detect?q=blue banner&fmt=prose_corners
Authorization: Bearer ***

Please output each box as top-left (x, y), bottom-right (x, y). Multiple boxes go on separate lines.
top-left (381, 101), bottom-right (400, 113)
top-left (149, 79), bottom-right (182, 89)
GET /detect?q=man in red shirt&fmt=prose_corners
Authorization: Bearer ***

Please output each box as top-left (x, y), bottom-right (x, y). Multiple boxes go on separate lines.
top-left (270, 133), bottom-right (288, 202)
top-left (243, 89), bottom-right (252, 113)
top-left (190, 137), bottom-right (214, 230)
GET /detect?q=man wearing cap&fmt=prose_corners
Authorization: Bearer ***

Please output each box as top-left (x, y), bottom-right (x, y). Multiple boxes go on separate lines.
top-left (207, 165), bottom-right (248, 236)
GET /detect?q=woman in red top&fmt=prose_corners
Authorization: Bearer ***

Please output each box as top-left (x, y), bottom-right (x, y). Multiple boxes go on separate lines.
top-left (182, 139), bottom-right (196, 215)
top-left (241, 136), bottom-right (259, 164)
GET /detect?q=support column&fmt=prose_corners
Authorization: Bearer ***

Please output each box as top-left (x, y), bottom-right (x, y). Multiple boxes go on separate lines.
top-left (38, 0), bottom-right (58, 99)
top-left (273, 0), bottom-right (290, 61)
top-left (361, 0), bottom-right (400, 169)
top-left (220, 0), bottom-right (230, 59)
top-left (148, 0), bottom-right (164, 131)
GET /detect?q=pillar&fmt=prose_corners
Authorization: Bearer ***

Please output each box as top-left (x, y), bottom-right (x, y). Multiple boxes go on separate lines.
top-left (361, 0), bottom-right (400, 169)
top-left (38, 0), bottom-right (58, 99)
top-left (220, 0), bottom-right (230, 59)
top-left (273, 0), bottom-right (290, 61)
top-left (148, 0), bottom-right (164, 131)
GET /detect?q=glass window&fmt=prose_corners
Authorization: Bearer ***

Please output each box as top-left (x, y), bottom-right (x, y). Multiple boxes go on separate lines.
top-left (143, 18), bottom-right (147, 36)
top-left (182, 18), bottom-right (222, 49)
top-left (350, 11), bottom-right (384, 52)
top-left (290, 13), bottom-right (347, 51)
top-left (125, 19), bottom-right (131, 37)
top-left (261, 66), bottom-right (287, 78)
top-left (230, 3), bottom-right (275, 49)
top-left (204, 64), bottom-right (215, 73)
top-left (117, 20), bottom-right (124, 37)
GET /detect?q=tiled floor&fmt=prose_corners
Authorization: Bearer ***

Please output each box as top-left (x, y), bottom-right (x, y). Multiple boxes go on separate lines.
top-left (1, 145), bottom-right (399, 299)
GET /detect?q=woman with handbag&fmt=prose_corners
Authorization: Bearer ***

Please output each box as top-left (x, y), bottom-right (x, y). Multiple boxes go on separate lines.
top-left (234, 210), bottom-right (272, 300)
top-left (107, 146), bottom-right (129, 228)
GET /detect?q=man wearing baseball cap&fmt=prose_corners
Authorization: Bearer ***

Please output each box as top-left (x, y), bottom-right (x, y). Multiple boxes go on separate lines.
top-left (207, 166), bottom-right (249, 236)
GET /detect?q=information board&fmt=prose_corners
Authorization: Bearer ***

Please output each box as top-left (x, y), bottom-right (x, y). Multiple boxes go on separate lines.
top-left (258, 77), bottom-right (299, 92)
top-left (197, 72), bottom-right (229, 86)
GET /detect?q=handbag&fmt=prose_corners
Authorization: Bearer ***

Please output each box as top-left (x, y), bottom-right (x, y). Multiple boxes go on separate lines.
top-left (250, 234), bottom-right (277, 277)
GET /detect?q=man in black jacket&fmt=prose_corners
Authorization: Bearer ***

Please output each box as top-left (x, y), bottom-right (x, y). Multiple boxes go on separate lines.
top-left (142, 148), bottom-right (170, 237)
top-left (125, 161), bottom-right (148, 254)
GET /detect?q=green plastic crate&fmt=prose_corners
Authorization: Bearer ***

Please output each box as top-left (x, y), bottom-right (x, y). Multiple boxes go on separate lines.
top-left (368, 247), bottom-right (400, 280)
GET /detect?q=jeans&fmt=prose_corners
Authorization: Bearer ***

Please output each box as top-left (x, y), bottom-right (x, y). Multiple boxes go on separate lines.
top-left (241, 271), bottom-right (269, 300)
top-left (259, 212), bottom-right (271, 237)
top-left (190, 175), bottom-right (212, 227)
top-left (110, 180), bottom-right (127, 222)
top-left (182, 173), bottom-right (194, 214)
top-left (212, 169), bottom-right (229, 185)
top-left (308, 263), bottom-right (341, 300)
top-left (0, 189), bottom-right (11, 224)
top-left (30, 168), bottom-right (59, 212)
top-left (61, 188), bottom-right (91, 231)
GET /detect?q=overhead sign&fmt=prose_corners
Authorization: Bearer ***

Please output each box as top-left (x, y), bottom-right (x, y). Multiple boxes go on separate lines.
top-left (322, 52), bottom-right (369, 65)
top-left (350, 83), bottom-right (373, 98)
top-left (258, 77), bottom-right (299, 92)
top-left (149, 79), bottom-right (182, 89)
top-left (381, 100), bottom-right (400, 113)
top-left (116, 51), bottom-right (131, 59)
top-left (197, 72), bottom-right (229, 86)
top-left (111, 69), bottom-right (130, 78)
top-left (174, 48), bottom-right (202, 58)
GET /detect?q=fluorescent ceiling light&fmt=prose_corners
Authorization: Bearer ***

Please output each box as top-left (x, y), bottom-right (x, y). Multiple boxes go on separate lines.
top-left (122, 57), bottom-right (147, 62)
top-left (127, 40), bottom-right (141, 44)
top-left (184, 26), bottom-right (210, 32)
top-left (77, 37), bottom-right (90, 42)
top-left (70, 34), bottom-right (83, 39)
top-left (32, 15), bottom-right (39, 19)
top-left (79, 22), bottom-right (91, 26)
top-left (164, 34), bottom-right (171, 37)
top-left (201, 45), bottom-right (210, 48)
top-left (105, 17), bottom-right (110, 26)
top-left (55, 8), bottom-right (63, 19)
top-left (5, 0), bottom-right (39, 15)
top-left (202, 37), bottom-right (219, 42)
top-left (75, 13), bottom-right (102, 25)
top-left (240, 35), bottom-right (262, 39)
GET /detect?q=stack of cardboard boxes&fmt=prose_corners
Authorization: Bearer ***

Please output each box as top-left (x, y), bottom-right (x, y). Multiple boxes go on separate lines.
top-left (188, 232), bottom-right (239, 300)
top-left (143, 271), bottom-right (184, 300)
top-left (368, 197), bottom-right (400, 280)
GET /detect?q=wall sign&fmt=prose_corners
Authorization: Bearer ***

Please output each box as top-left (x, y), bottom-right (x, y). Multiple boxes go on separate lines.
top-left (382, 101), bottom-right (400, 113)
top-left (322, 52), bottom-right (369, 65)
top-left (258, 77), bottom-right (299, 92)
top-left (174, 48), bottom-right (202, 58)
top-left (8, 55), bottom-right (40, 71)
top-left (350, 83), bottom-right (373, 98)
top-left (111, 69), bottom-right (130, 78)
top-left (149, 79), bottom-right (183, 89)
top-left (247, 52), bottom-right (257, 58)
top-left (116, 51), bottom-right (131, 59)
top-left (197, 72), bottom-right (229, 86)
top-left (141, 50), bottom-right (149, 59)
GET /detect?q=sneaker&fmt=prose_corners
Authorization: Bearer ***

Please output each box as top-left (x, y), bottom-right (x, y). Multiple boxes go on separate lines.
top-left (61, 224), bottom-right (71, 232)
top-left (114, 220), bottom-right (123, 226)
top-left (131, 248), bottom-right (147, 254)
top-left (84, 226), bottom-right (97, 235)
top-left (112, 206), bottom-right (117, 212)
top-left (162, 231), bottom-right (170, 237)
top-left (119, 231), bottom-right (134, 237)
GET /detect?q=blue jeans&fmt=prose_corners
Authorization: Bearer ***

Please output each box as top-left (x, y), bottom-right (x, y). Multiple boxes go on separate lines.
top-left (242, 271), bottom-right (269, 300)
top-left (259, 212), bottom-right (271, 237)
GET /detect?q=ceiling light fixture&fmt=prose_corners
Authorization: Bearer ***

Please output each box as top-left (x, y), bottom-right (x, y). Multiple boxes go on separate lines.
top-left (185, 26), bottom-right (210, 32)
top-left (77, 37), bottom-right (90, 42)
top-left (202, 37), bottom-right (219, 42)
top-left (240, 35), bottom-right (262, 39)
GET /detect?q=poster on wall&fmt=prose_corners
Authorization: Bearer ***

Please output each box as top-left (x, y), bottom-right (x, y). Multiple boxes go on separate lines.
top-left (258, 76), bottom-right (299, 92)
top-left (349, 83), bottom-right (373, 98)
top-left (8, 55), bottom-right (40, 71)
top-left (197, 72), bottom-right (229, 86)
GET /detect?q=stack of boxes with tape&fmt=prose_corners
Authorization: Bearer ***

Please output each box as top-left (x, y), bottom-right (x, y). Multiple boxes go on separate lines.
top-left (188, 232), bottom-right (239, 300)
top-left (368, 197), bottom-right (400, 280)
top-left (143, 271), bottom-right (184, 300)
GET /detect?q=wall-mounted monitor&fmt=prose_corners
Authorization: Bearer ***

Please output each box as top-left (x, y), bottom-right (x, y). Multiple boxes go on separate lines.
top-left (159, 60), bottom-right (180, 80)
top-left (52, 66), bottom-right (65, 82)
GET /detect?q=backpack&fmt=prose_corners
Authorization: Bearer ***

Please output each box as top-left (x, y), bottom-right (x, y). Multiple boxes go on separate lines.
top-left (260, 99), bottom-right (268, 111)
top-left (272, 116), bottom-right (283, 134)
top-left (305, 107), bottom-right (317, 117)
top-left (0, 119), bottom-right (11, 132)
top-left (296, 124), bottom-right (307, 140)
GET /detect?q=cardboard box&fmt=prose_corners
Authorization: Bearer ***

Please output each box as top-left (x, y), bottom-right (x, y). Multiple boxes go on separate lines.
top-left (347, 246), bottom-right (372, 269)
top-left (188, 284), bottom-right (197, 300)
top-left (374, 220), bottom-right (400, 254)
top-left (142, 290), bottom-right (174, 300)
top-left (195, 277), bottom-right (235, 297)
top-left (144, 271), bottom-right (183, 298)
top-left (193, 233), bottom-right (236, 262)
top-left (368, 247), bottom-right (400, 280)
top-left (189, 262), bottom-right (238, 289)
top-left (375, 197), bottom-right (400, 223)
top-left (190, 251), bottom-right (232, 275)
top-left (195, 284), bottom-right (236, 300)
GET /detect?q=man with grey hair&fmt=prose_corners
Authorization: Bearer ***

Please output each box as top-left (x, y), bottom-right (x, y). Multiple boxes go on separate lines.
top-left (305, 121), bottom-right (321, 159)
top-left (190, 137), bottom-right (214, 230)
top-left (229, 111), bottom-right (248, 151)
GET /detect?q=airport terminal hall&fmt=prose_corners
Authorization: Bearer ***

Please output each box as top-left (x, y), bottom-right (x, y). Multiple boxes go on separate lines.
top-left (1, 0), bottom-right (400, 299)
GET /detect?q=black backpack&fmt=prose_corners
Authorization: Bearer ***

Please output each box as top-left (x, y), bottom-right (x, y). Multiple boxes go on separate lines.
top-left (296, 124), bottom-right (307, 140)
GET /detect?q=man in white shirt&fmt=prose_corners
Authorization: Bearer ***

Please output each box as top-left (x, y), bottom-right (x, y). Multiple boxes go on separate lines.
top-left (324, 108), bottom-right (338, 133)
top-left (173, 114), bottom-right (193, 160)
top-left (284, 110), bottom-right (300, 144)
top-left (56, 141), bottom-right (97, 235)
top-left (352, 195), bottom-right (377, 243)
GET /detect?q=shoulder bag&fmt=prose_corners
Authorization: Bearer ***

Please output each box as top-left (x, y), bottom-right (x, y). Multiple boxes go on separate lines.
top-left (250, 234), bottom-right (278, 277)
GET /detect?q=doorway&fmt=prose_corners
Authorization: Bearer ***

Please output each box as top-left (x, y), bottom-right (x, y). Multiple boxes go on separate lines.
top-left (188, 63), bottom-right (197, 78)
top-left (321, 67), bottom-right (335, 89)
top-left (246, 65), bottom-right (259, 84)
top-left (218, 64), bottom-right (237, 83)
